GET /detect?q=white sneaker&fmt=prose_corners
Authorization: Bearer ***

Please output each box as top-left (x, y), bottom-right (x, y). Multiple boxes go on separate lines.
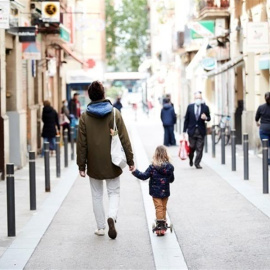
top-left (94, 229), bottom-right (105, 236)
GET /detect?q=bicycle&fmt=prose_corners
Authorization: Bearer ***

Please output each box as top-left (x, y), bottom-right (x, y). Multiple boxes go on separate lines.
top-left (214, 114), bottom-right (231, 145)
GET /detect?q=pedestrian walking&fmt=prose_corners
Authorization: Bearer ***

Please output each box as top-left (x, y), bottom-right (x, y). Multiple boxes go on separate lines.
top-left (68, 93), bottom-right (81, 132)
top-left (183, 91), bottom-right (211, 169)
top-left (68, 93), bottom-right (81, 119)
top-left (131, 145), bottom-right (174, 234)
top-left (161, 98), bottom-right (176, 146)
top-left (113, 96), bottom-right (123, 112)
top-left (41, 100), bottom-right (60, 156)
top-left (77, 81), bottom-right (134, 239)
top-left (60, 100), bottom-right (70, 141)
top-left (255, 91), bottom-right (270, 165)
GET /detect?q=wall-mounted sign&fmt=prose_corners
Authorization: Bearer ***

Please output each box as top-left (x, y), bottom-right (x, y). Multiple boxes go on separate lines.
top-left (0, 1), bottom-right (10, 29)
top-left (189, 21), bottom-right (215, 39)
top-left (22, 34), bottom-right (41, 60)
top-left (201, 57), bottom-right (216, 71)
top-left (60, 24), bottom-right (70, 42)
top-left (246, 22), bottom-right (269, 53)
top-left (42, 2), bottom-right (60, 23)
top-left (18, 26), bottom-right (36, 42)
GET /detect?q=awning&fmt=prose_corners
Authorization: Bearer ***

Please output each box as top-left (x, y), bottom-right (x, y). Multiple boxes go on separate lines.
top-left (186, 39), bottom-right (208, 79)
top-left (53, 42), bottom-right (85, 66)
top-left (205, 55), bottom-right (244, 78)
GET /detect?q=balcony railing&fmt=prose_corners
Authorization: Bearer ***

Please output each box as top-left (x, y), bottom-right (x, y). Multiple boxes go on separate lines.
top-left (198, 0), bottom-right (230, 12)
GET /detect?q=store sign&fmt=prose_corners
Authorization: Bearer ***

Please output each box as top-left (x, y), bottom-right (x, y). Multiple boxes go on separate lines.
top-left (246, 22), bottom-right (269, 52)
top-left (0, 1), bottom-right (10, 29)
top-left (18, 27), bottom-right (36, 42)
top-left (42, 2), bottom-right (60, 23)
top-left (22, 34), bottom-right (41, 60)
top-left (201, 57), bottom-right (216, 71)
top-left (60, 24), bottom-right (70, 42)
top-left (259, 54), bottom-right (270, 70)
top-left (189, 21), bottom-right (215, 39)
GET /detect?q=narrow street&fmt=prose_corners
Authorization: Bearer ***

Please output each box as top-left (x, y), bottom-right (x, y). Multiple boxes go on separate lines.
top-left (1, 109), bottom-right (270, 269)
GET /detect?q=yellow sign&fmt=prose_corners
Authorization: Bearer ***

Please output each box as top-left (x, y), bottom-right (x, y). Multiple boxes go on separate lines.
top-left (42, 2), bottom-right (60, 22)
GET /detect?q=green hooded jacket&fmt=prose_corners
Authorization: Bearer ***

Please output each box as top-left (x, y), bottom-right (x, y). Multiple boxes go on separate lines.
top-left (76, 99), bottom-right (134, 179)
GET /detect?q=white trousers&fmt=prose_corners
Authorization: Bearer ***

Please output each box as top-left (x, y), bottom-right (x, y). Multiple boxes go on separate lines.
top-left (89, 177), bottom-right (120, 230)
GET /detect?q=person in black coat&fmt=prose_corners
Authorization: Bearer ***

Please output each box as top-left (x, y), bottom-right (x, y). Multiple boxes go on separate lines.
top-left (41, 100), bottom-right (60, 155)
top-left (183, 92), bottom-right (211, 169)
top-left (255, 92), bottom-right (270, 165)
top-left (113, 97), bottom-right (123, 112)
top-left (161, 98), bottom-right (176, 146)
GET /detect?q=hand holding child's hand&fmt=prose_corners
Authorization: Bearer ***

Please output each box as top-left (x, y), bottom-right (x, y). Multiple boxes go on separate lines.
top-left (129, 165), bottom-right (135, 172)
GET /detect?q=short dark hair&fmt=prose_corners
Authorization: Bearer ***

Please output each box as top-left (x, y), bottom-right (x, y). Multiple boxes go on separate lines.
top-left (88, 81), bottom-right (105, 101)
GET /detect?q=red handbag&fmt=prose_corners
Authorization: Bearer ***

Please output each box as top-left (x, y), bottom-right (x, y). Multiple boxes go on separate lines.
top-left (178, 139), bottom-right (190, 160)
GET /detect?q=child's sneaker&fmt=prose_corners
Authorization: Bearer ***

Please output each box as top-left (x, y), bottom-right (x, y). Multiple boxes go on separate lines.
top-left (107, 217), bottom-right (117, 239)
top-left (94, 228), bottom-right (105, 236)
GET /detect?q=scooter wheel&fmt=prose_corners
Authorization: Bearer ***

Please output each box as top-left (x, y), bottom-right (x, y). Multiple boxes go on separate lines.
top-left (170, 223), bottom-right (173, 233)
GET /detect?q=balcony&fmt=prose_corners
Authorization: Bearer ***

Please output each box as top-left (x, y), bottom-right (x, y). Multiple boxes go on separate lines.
top-left (197, 0), bottom-right (230, 20)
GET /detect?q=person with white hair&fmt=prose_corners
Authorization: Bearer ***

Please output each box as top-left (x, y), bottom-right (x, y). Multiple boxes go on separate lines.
top-left (183, 91), bottom-right (211, 169)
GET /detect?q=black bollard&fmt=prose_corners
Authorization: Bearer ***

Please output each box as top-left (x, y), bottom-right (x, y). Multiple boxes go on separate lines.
top-left (71, 126), bottom-right (74, 160)
top-left (6, 163), bottom-right (15, 237)
top-left (221, 127), bottom-right (225, 164)
top-left (204, 124), bottom-right (208, 153)
top-left (231, 130), bottom-right (236, 171)
top-left (44, 142), bottom-right (50, 192)
top-left (56, 135), bottom-right (61, 178)
top-left (262, 139), bottom-right (269, 193)
top-left (64, 129), bottom-right (68, 167)
top-left (243, 133), bottom-right (249, 180)
top-left (29, 151), bottom-right (36, 210)
top-left (211, 125), bottom-right (215, 158)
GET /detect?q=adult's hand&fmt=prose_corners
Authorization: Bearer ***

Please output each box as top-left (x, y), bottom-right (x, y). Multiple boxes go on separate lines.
top-left (79, 171), bottom-right (86, 177)
top-left (129, 165), bottom-right (135, 172)
top-left (201, 113), bottom-right (207, 120)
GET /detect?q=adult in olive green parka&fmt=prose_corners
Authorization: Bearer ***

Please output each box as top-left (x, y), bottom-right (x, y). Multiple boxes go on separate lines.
top-left (77, 81), bottom-right (134, 240)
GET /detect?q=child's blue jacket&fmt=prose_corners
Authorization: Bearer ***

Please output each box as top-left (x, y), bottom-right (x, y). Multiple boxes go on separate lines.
top-left (132, 162), bottom-right (174, 198)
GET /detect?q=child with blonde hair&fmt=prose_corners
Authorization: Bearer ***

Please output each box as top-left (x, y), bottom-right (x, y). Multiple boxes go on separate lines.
top-left (131, 145), bottom-right (174, 235)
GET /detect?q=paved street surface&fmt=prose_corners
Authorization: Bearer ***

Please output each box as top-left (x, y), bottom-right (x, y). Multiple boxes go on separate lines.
top-left (1, 106), bottom-right (270, 269)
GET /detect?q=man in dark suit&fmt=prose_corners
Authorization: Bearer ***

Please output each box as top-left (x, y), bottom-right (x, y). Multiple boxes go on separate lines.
top-left (161, 98), bottom-right (176, 146)
top-left (183, 92), bottom-right (211, 169)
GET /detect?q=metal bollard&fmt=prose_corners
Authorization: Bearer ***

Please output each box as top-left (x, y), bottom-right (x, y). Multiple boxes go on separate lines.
top-left (56, 135), bottom-right (61, 178)
top-left (211, 125), bottom-right (215, 158)
top-left (71, 126), bottom-right (74, 160)
top-left (262, 139), bottom-right (269, 193)
top-left (44, 142), bottom-right (50, 192)
top-left (243, 133), bottom-right (249, 180)
top-left (231, 130), bottom-right (236, 171)
top-left (29, 151), bottom-right (36, 210)
top-left (64, 129), bottom-right (68, 167)
top-left (221, 127), bottom-right (225, 164)
top-left (204, 124), bottom-right (208, 153)
top-left (6, 163), bottom-right (16, 237)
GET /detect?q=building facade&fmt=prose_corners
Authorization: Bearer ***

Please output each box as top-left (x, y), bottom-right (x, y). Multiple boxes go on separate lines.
top-left (0, 0), bottom-right (105, 179)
